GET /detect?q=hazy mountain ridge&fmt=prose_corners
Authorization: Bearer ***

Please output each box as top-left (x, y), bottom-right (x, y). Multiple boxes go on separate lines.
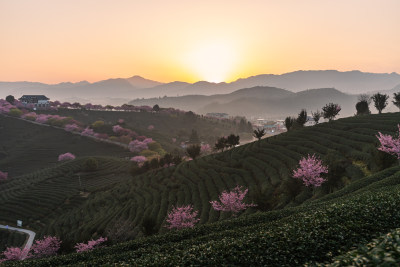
top-left (1, 70), bottom-right (400, 106)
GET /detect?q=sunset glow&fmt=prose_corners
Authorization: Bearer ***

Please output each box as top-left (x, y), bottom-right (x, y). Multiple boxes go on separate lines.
top-left (0, 0), bottom-right (399, 83)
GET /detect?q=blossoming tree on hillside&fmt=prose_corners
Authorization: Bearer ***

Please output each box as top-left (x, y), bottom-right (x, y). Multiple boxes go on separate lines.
top-left (210, 185), bottom-right (256, 216)
top-left (376, 124), bottom-right (400, 163)
top-left (293, 154), bottom-right (328, 187)
top-left (165, 205), bottom-right (200, 229)
top-left (58, 153), bottom-right (76, 161)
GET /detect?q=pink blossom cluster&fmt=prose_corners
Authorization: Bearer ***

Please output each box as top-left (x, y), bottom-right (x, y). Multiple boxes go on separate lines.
top-left (376, 124), bottom-right (400, 159)
top-left (118, 119), bottom-right (124, 124)
top-left (293, 154), bottom-right (328, 187)
top-left (148, 125), bottom-right (154, 130)
top-left (35, 114), bottom-right (69, 124)
top-left (94, 133), bottom-right (109, 139)
top-left (130, 155), bottom-right (146, 164)
top-left (0, 171), bottom-right (8, 181)
top-left (128, 140), bottom-right (149, 153)
top-left (210, 186), bottom-right (256, 214)
top-left (30, 236), bottom-right (61, 258)
top-left (74, 237), bottom-right (107, 253)
top-left (0, 236), bottom-right (60, 262)
top-left (165, 205), bottom-right (200, 229)
top-left (0, 99), bottom-right (16, 114)
top-left (172, 138), bottom-right (177, 143)
top-left (81, 127), bottom-right (95, 137)
top-left (200, 144), bottom-right (211, 154)
top-left (64, 123), bottom-right (80, 132)
top-left (58, 152), bottom-right (76, 161)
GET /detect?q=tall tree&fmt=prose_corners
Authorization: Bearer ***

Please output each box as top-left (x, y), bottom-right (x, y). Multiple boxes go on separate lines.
top-left (393, 92), bottom-right (400, 110)
top-left (152, 104), bottom-right (160, 112)
top-left (253, 128), bottom-right (266, 141)
top-left (284, 116), bottom-right (296, 131)
top-left (355, 100), bottom-right (370, 115)
top-left (296, 109), bottom-right (307, 127)
top-left (371, 92), bottom-right (389, 114)
top-left (311, 110), bottom-right (322, 124)
top-left (186, 144), bottom-right (201, 159)
top-left (322, 103), bottom-right (341, 121)
top-left (214, 137), bottom-right (227, 152)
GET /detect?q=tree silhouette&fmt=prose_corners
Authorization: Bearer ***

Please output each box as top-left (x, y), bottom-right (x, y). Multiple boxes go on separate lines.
top-left (322, 103), bottom-right (341, 121)
top-left (356, 101), bottom-right (370, 115)
top-left (393, 92), bottom-right (400, 110)
top-left (296, 109), bottom-right (307, 127)
top-left (186, 144), bottom-right (201, 159)
top-left (214, 137), bottom-right (227, 152)
top-left (311, 110), bottom-right (322, 124)
top-left (253, 128), bottom-right (266, 141)
top-left (5, 95), bottom-right (15, 104)
top-left (152, 104), bottom-right (160, 112)
top-left (226, 134), bottom-right (240, 148)
top-left (284, 117), bottom-right (296, 131)
top-left (189, 129), bottom-right (200, 144)
top-left (371, 93), bottom-right (389, 114)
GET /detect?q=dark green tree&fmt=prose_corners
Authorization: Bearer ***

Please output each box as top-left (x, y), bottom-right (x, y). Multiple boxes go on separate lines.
top-left (322, 103), bottom-right (341, 121)
top-left (311, 110), bottom-right (322, 124)
top-left (214, 137), bottom-right (227, 152)
top-left (84, 157), bottom-right (99, 171)
top-left (355, 101), bottom-right (370, 115)
top-left (152, 104), bottom-right (160, 112)
top-left (5, 95), bottom-right (15, 104)
top-left (226, 134), bottom-right (240, 148)
top-left (186, 144), bottom-right (201, 159)
top-left (284, 116), bottom-right (296, 131)
top-left (253, 128), bottom-right (266, 141)
top-left (393, 92), bottom-right (400, 110)
top-left (296, 109), bottom-right (307, 127)
top-left (141, 216), bottom-right (158, 237)
top-left (371, 93), bottom-right (389, 114)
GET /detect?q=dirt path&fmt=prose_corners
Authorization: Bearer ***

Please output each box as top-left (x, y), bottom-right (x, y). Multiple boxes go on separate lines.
top-left (0, 224), bottom-right (36, 259)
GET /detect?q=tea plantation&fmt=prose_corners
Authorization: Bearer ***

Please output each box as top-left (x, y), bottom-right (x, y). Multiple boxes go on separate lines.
top-left (1, 112), bottom-right (400, 265)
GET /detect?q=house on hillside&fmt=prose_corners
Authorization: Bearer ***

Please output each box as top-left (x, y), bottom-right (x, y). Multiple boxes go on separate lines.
top-left (206, 112), bottom-right (229, 119)
top-left (305, 116), bottom-right (316, 127)
top-left (19, 95), bottom-right (50, 109)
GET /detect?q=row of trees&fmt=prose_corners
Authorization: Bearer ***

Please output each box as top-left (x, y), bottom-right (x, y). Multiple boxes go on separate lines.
top-left (356, 92), bottom-right (400, 115)
top-left (284, 103), bottom-right (341, 131)
top-left (214, 134), bottom-right (240, 152)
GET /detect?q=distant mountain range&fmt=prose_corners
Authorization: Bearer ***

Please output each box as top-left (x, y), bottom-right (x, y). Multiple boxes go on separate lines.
top-left (1, 70), bottom-right (400, 116)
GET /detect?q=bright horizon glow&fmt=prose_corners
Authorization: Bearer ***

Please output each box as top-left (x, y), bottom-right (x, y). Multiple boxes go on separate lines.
top-left (1, 0), bottom-right (399, 84)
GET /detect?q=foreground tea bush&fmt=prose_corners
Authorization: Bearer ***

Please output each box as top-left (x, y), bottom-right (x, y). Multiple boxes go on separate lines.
top-left (8, 182), bottom-right (400, 266)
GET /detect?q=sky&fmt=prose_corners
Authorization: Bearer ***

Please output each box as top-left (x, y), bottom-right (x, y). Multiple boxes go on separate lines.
top-left (1, 0), bottom-right (399, 84)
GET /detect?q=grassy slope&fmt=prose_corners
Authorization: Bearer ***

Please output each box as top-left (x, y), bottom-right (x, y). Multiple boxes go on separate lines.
top-left (1, 112), bottom-right (399, 262)
top-left (0, 115), bottom-right (131, 176)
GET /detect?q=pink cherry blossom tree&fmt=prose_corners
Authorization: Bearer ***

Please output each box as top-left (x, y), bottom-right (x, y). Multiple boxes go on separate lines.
top-left (74, 237), bottom-right (107, 253)
top-left (130, 156), bottom-right (146, 164)
top-left (64, 123), bottom-right (79, 132)
top-left (148, 125), bottom-right (154, 130)
top-left (210, 185), bottom-right (256, 215)
top-left (81, 127), bottom-right (94, 137)
top-left (29, 236), bottom-right (61, 258)
top-left (0, 171), bottom-right (8, 181)
top-left (128, 140), bottom-right (148, 153)
top-left (376, 124), bottom-right (400, 162)
top-left (165, 205), bottom-right (200, 229)
top-left (58, 152), bottom-right (76, 161)
top-left (1, 247), bottom-right (29, 261)
top-left (293, 154), bottom-right (328, 187)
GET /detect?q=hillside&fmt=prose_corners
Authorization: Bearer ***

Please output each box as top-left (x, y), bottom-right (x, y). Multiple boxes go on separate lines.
top-left (130, 87), bottom-right (359, 118)
top-left (0, 116), bottom-right (131, 177)
top-left (6, 166), bottom-right (400, 266)
top-left (1, 112), bottom-right (399, 260)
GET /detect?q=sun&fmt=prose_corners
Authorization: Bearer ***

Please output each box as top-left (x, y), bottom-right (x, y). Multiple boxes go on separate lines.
top-left (184, 40), bottom-right (237, 83)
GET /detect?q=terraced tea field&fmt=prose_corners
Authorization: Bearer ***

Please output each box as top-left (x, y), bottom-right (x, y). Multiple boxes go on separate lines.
top-left (1, 112), bottom-right (399, 252)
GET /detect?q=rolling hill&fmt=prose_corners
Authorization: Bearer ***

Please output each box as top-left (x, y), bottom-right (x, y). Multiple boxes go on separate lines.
top-left (1, 112), bottom-right (399, 263)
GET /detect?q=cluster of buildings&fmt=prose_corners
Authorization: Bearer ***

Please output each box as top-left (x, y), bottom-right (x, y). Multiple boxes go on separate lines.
top-left (251, 116), bottom-right (317, 133)
top-left (19, 95), bottom-right (50, 109)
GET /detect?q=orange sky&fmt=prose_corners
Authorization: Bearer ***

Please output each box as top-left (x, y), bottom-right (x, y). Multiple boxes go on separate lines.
top-left (1, 0), bottom-right (399, 84)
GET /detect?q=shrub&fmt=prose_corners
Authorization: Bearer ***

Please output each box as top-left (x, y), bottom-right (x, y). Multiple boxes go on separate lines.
top-left (84, 158), bottom-right (99, 171)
